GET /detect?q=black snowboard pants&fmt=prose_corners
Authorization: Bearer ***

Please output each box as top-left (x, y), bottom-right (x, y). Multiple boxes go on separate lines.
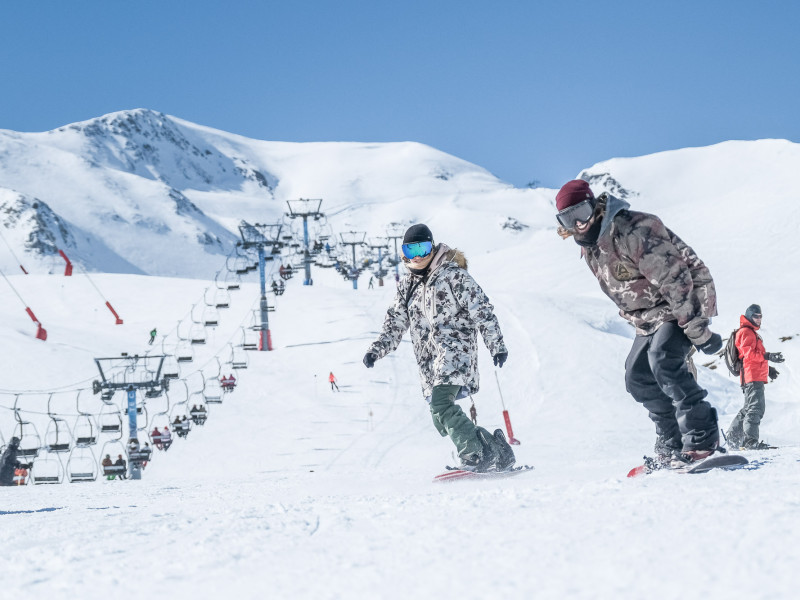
top-left (625, 321), bottom-right (719, 451)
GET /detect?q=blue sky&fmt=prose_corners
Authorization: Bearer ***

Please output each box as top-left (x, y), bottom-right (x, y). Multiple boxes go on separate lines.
top-left (1, 1), bottom-right (798, 188)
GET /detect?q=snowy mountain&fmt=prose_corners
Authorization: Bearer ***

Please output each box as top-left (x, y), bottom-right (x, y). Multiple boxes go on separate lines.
top-left (1, 117), bottom-right (799, 599)
top-left (0, 109), bottom-right (526, 278)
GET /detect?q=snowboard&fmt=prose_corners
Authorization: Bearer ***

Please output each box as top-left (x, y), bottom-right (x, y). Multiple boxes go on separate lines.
top-left (433, 465), bottom-right (534, 483)
top-left (627, 453), bottom-right (749, 478)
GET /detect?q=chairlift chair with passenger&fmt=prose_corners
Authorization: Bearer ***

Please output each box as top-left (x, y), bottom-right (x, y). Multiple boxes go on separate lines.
top-left (100, 439), bottom-right (127, 478)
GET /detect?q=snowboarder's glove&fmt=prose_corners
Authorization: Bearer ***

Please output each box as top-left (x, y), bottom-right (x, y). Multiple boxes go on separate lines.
top-left (769, 366), bottom-right (780, 381)
top-left (696, 332), bottom-right (723, 355)
top-left (493, 351), bottom-right (508, 368)
top-left (764, 352), bottom-right (785, 363)
top-left (363, 352), bottom-right (378, 368)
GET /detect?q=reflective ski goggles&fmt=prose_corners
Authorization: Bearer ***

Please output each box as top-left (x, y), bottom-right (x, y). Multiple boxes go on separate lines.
top-left (401, 241), bottom-right (433, 259)
top-left (556, 199), bottom-right (595, 231)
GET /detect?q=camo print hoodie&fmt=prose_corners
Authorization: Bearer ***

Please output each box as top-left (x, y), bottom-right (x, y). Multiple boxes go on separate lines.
top-left (583, 193), bottom-right (717, 345)
top-left (367, 244), bottom-right (507, 399)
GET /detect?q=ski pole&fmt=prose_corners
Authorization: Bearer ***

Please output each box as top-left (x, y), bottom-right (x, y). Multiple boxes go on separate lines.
top-left (494, 369), bottom-right (520, 445)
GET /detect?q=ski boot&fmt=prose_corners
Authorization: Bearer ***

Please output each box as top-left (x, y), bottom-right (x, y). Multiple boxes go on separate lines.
top-left (741, 437), bottom-right (776, 450)
top-left (493, 429), bottom-right (516, 471)
top-left (461, 427), bottom-right (499, 472)
top-left (654, 434), bottom-right (682, 468)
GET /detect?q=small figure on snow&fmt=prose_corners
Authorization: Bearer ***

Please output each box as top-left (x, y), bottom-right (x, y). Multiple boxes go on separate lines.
top-left (724, 305), bottom-right (784, 450)
top-left (363, 224), bottom-right (515, 472)
top-left (368, 276), bottom-right (374, 289)
top-left (469, 401), bottom-right (477, 425)
top-left (149, 327), bottom-right (157, 345)
top-left (555, 180), bottom-right (722, 468)
top-left (329, 372), bottom-right (339, 392)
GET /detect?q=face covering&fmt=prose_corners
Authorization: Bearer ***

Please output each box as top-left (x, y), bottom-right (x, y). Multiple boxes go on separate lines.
top-left (573, 216), bottom-right (603, 247)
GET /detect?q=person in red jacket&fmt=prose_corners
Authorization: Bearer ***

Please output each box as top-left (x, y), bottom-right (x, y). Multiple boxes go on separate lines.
top-left (725, 304), bottom-right (784, 449)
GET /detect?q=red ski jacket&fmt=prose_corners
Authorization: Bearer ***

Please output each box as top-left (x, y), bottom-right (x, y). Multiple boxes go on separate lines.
top-left (735, 315), bottom-right (768, 384)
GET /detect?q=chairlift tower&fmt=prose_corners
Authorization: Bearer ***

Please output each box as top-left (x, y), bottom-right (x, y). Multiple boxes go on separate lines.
top-left (386, 223), bottom-right (405, 279)
top-left (92, 354), bottom-right (168, 480)
top-left (339, 231), bottom-right (367, 290)
top-left (367, 237), bottom-right (390, 284)
top-left (238, 222), bottom-right (283, 351)
top-left (285, 198), bottom-right (324, 286)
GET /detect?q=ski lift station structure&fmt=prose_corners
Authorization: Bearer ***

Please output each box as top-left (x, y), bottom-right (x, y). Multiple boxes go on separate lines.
top-left (92, 354), bottom-right (169, 480)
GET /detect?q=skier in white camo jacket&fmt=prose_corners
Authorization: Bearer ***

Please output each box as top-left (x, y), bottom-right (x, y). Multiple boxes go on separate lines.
top-left (363, 224), bottom-right (515, 472)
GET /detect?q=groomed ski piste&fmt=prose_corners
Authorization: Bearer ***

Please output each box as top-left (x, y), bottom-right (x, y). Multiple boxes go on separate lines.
top-left (2, 130), bottom-right (800, 599)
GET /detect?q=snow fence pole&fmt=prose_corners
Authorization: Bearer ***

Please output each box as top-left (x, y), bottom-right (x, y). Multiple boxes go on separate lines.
top-left (58, 250), bottom-right (73, 276)
top-left (494, 369), bottom-right (520, 445)
top-left (0, 266), bottom-right (47, 340)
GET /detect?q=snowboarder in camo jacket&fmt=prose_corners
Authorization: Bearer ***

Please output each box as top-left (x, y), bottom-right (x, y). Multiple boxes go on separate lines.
top-left (555, 180), bottom-right (724, 467)
top-left (363, 224), bottom-right (515, 472)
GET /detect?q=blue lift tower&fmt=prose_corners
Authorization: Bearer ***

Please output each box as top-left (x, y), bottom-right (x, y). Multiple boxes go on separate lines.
top-left (92, 353), bottom-right (168, 480)
top-left (339, 231), bottom-right (367, 290)
top-left (285, 198), bottom-right (324, 286)
top-left (238, 222), bottom-right (283, 351)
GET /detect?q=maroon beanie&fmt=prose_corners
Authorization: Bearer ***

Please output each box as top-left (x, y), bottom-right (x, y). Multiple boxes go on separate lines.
top-left (556, 180), bottom-right (594, 211)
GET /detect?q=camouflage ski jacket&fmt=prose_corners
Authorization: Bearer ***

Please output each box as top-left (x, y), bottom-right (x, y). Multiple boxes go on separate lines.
top-left (583, 193), bottom-right (717, 345)
top-left (367, 244), bottom-right (507, 399)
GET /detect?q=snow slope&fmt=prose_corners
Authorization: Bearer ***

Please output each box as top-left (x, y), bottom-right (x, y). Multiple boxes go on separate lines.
top-left (1, 136), bottom-right (800, 599)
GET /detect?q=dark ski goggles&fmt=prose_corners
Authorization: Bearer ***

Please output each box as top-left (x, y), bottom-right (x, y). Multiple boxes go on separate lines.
top-left (556, 199), bottom-right (595, 231)
top-left (402, 241), bottom-right (433, 259)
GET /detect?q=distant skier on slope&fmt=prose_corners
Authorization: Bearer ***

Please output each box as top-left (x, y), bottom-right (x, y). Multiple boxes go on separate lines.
top-left (725, 304), bottom-right (784, 449)
top-left (555, 180), bottom-right (723, 469)
top-left (363, 224), bottom-right (515, 472)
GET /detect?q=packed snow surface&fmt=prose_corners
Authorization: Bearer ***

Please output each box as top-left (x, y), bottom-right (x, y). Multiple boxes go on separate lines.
top-left (1, 130), bottom-right (799, 599)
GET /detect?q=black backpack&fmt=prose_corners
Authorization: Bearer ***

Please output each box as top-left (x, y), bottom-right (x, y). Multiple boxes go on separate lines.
top-left (723, 329), bottom-right (742, 376)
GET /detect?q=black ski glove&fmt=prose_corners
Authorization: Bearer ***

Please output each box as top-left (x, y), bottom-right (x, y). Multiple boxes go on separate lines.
top-left (769, 366), bottom-right (780, 381)
top-left (363, 352), bottom-right (378, 368)
top-left (764, 352), bottom-right (785, 363)
top-left (493, 351), bottom-right (508, 368)
top-left (696, 332), bottom-right (723, 355)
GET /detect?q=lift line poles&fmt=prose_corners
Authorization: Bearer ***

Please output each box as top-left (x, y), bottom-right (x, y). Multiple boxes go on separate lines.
top-left (92, 354), bottom-right (167, 480)
top-left (238, 222), bottom-right (283, 351)
top-left (366, 237), bottom-right (390, 285)
top-left (285, 198), bottom-right (324, 286)
top-left (386, 223), bottom-right (405, 279)
top-left (339, 231), bottom-right (366, 290)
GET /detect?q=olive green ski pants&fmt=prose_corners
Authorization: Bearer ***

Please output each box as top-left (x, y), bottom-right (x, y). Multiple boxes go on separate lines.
top-left (429, 384), bottom-right (482, 458)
